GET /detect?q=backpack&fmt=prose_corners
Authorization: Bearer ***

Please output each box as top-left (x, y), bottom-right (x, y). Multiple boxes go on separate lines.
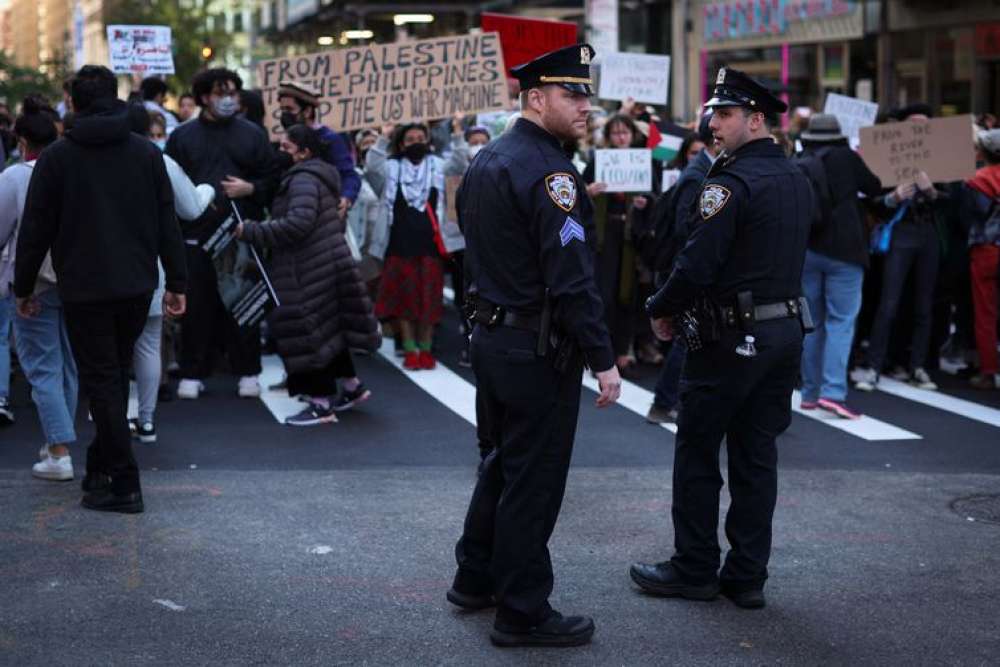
top-left (793, 148), bottom-right (834, 232)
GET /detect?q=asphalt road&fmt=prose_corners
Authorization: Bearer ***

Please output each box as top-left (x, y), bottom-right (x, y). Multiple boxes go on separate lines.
top-left (2, 312), bottom-right (999, 665)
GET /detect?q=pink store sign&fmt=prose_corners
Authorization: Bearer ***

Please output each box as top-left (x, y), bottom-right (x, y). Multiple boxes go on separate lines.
top-left (704, 0), bottom-right (856, 44)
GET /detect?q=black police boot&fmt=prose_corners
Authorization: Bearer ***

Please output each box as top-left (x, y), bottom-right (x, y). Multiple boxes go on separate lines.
top-left (81, 473), bottom-right (111, 494)
top-left (720, 582), bottom-right (766, 609)
top-left (81, 489), bottom-right (144, 514)
top-left (490, 610), bottom-right (594, 648)
top-left (629, 561), bottom-right (720, 600)
top-left (447, 569), bottom-right (495, 610)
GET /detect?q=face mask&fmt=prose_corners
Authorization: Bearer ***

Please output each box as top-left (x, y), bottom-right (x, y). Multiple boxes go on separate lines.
top-left (276, 150), bottom-right (295, 171)
top-left (468, 145), bottom-right (484, 159)
top-left (212, 95), bottom-right (240, 119)
top-left (403, 142), bottom-right (429, 163)
top-left (153, 139), bottom-right (166, 151)
top-left (358, 149), bottom-right (369, 166)
top-left (279, 111), bottom-right (300, 130)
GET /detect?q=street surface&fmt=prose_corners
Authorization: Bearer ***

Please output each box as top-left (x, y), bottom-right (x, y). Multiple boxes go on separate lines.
top-left (2, 308), bottom-right (999, 665)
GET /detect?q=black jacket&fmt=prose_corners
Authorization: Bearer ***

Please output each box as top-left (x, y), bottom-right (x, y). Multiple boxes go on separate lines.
top-left (14, 98), bottom-right (186, 303)
top-left (801, 140), bottom-right (881, 268)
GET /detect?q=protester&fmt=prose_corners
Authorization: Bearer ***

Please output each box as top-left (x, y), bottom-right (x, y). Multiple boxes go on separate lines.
top-left (366, 122), bottom-right (447, 370)
top-left (583, 113), bottom-right (658, 376)
top-left (796, 114), bottom-right (882, 418)
top-left (666, 132), bottom-right (705, 171)
top-left (347, 129), bottom-right (388, 295)
top-left (177, 92), bottom-right (197, 122)
top-left (140, 76), bottom-right (178, 135)
top-left (166, 67), bottom-right (280, 400)
top-left (960, 128), bottom-right (1000, 390)
top-left (238, 125), bottom-right (379, 425)
top-left (14, 65), bottom-right (187, 513)
top-left (238, 89), bottom-right (267, 129)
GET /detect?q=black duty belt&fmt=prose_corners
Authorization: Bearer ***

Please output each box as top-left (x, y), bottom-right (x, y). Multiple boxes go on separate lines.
top-left (469, 298), bottom-right (542, 333)
top-left (500, 311), bottom-right (542, 332)
top-left (720, 299), bottom-right (800, 328)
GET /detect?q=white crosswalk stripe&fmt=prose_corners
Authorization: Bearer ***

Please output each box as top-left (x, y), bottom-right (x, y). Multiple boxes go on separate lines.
top-left (874, 377), bottom-right (1000, 429)
top-left (791, 391), bottom-right (920, 441)
top-left (375, 339), bottom-right (478, 426)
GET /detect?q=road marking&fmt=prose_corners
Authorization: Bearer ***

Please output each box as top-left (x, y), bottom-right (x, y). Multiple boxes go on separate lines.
top-left (791, 391), bottom-right (921, 441)
top-left (259, 355), bottom-right (309, 424)
top-left (876, 377), bottom-right (1000, 429)
top-left (580, 373), bottom-right (677, 433)
top-left (376, 339), bottom-right (477, 426)
top-left (153, 599), bottom-right (186, 612)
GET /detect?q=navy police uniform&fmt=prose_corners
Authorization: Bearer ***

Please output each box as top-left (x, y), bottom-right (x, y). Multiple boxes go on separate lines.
top-left (449, 44), bottom-right (614, 641)
top-left (634, 68), bottom-right (813, 605)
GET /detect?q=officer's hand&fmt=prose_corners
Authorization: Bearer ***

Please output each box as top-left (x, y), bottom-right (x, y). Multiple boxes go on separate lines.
top-left (892, 181), bottom-right (916, 203)
top-left (650, 317), bottom-right (674, 342)
top-left (594, 366), bottom-right (622, 408)
top-left (587, 182), bottom-right (608, 198)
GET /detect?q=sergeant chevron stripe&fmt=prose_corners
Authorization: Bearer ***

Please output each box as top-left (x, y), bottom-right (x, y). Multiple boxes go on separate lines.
top-left (559, 217), bottom-right (585, 246)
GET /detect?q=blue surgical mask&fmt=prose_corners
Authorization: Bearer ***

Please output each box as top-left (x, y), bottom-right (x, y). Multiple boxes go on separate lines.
top-left (212, 95), bottom-right (240, 119)
top-left (153, 139), bottom-right (166, 151)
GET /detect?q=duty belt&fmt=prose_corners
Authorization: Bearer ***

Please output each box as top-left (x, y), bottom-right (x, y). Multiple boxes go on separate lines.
top-left (469, 297), bottom-right (542, 332)
top-left (720, 299), bottom-right (800, 328)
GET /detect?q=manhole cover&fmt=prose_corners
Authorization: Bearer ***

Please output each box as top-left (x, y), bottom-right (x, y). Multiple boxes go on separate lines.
top-left (951, 494), bottom-right (1000, 525)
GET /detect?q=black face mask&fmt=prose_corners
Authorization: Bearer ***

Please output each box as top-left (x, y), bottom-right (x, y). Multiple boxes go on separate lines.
top-left (403, 142), bottom-right (429, 163)
top-left (279, 111), bottom-right (301, 130)
top-left (275, 150), bottom-right (295, 171)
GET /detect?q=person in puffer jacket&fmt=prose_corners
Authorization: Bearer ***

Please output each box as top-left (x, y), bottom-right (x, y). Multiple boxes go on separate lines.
top-left (238, 125), bottom-right (380, 426)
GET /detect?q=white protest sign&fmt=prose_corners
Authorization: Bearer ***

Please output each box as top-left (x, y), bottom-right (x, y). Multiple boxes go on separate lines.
top-left (661, 168), bottom-right (681, 193)
top-left (595, 148), bottom-right (652, 192)
top-left (823, 92), bottom-right (878, 148)
top-left (599, 52), bottom-right (671, 105)
top-left (107, 25), bottom-right (175, 75)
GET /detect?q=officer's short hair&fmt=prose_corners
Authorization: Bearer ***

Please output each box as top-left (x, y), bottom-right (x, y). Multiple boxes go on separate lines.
top-left (742, 107), bottom-right (779, 130)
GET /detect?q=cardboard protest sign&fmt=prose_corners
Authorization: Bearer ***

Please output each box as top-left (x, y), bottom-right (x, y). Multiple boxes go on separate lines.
top-left (480, 13), bottom-right (577, 70)
top-left (859, 115), bottom-right (976, 187)
top-left (823, 92), bottom-right (878, 148)
top-left (598, 52), bottom-right (671, 105)
top-left (595, 148), bottom-right (652, 192)
top-left (107, 25), bottom-right (175, 75)
top-left (255, 33), bottom-right (509, 139)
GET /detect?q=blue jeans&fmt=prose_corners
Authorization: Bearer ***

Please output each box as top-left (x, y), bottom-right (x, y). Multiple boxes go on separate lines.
top-left (0, 292), bottom-right (12, 398)
top-left (653, 339), bottom-right (687, 409)
top-left (14, 289), bottom-right (78, 445)
top-left (800, 250), bottom-right (864, 403)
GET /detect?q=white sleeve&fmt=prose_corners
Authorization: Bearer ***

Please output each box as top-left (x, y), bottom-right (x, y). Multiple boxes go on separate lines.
top-left (163, 154), bottom-right (213, 220)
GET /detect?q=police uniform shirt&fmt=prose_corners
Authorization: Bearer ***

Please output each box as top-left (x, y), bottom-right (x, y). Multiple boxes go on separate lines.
top-left (650, 137), bottom-right (812, 317)
top-left (458, 118), bottom-right (614, 372)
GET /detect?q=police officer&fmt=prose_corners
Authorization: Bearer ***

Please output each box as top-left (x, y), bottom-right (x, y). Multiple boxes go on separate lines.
top-left (446, 43), bottom-right (621, 648)
top-left (630, 68), bottom-right (812, 609)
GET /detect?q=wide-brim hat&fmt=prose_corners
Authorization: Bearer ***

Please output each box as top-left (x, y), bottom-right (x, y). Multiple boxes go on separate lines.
top-left (278, 80), bottom-right (321, 108)
top-left (800, 113), bottom-right (845, 142)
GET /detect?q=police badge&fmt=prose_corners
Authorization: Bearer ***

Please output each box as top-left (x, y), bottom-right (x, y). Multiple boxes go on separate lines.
top-left (546, 173), bottom-right (577, 212)
top-left (700, 184), bottom-right (731, 220)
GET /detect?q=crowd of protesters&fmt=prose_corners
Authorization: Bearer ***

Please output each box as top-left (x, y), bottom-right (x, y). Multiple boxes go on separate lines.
top-left (1, 62), bottom-right (999, 509)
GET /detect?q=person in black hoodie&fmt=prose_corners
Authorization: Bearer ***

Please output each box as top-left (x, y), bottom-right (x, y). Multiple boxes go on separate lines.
top-left (796, 114), bottom-right (881, 419)
top-left (14, 65), bottom-right (187, 514)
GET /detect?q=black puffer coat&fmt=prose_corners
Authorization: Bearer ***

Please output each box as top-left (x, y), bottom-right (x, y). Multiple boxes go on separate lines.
top-left (242, 158), bottom-right (379, 374)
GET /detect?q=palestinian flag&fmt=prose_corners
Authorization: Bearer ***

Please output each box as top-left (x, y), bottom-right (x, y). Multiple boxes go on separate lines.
top-left (647, 120), bottom-right (689, 163)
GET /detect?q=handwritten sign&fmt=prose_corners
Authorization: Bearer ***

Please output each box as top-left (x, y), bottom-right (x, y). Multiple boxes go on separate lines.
top-left (823, 92), bottom-right (878, 148)
top-left (859, 115), bottom-right (975, 187)
top-left (599, 53), bottom-right (671, 105)
top-left (595, 148), bottom-right (652, 192)
top-left (480, 13), bottom-right (578, 70)
top-left (107, 25), bottom-right (175, 75)
top-left (255, 33), bottom-right (509, 139)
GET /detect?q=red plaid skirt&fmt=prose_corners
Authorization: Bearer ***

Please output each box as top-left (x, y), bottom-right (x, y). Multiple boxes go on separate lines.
top-left (375, 256), bottom-right (444, 324)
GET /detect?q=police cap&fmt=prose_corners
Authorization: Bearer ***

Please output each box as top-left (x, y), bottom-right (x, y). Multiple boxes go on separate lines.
top-left (704, 67), bottom-right (788, 115)
top-left (510, 44), bottom-right (595, 96)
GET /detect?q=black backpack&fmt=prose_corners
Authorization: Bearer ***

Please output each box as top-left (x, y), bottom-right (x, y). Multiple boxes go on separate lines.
top-left (793, 147), bottom-right (834, 232)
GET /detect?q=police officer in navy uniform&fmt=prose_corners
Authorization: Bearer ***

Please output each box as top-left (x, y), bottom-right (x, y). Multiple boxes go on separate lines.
top-left (630, 68), bottom-right (812, 609)
top-left (446, 43), bottom-right (621, 648)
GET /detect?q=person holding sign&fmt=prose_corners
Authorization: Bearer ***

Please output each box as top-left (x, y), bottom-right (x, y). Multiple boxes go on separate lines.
top-left (583, 114), bottom-right (659, 377)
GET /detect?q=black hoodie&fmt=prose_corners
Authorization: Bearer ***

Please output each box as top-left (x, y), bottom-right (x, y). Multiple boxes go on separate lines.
top-left (14, 98), bottom-right (186, 303)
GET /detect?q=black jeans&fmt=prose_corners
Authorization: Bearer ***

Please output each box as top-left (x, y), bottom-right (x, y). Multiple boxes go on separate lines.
top-left (670, 318), bottom-right (802, 589)
top-left (455, 325), bottom-right (583, 626)
top-left (179, 246), bottom-right (261, 379)
top-left (63, 294), bottom-right (152, 495)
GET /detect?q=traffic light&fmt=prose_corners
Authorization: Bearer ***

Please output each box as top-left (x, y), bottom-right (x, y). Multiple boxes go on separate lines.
top-left (201, 44), bottom-right (213, 61)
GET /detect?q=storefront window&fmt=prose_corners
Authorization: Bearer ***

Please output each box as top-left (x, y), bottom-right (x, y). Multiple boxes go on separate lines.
top-left (936, 28), bottom-right (973, 115)
top-left (787, 44), bottom-right (819, 110)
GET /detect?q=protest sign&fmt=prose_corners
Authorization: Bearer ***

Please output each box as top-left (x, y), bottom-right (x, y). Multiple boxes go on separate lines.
top-left (480, 13), bottom-right (577, 70)
top-left (107, 25), bottom-right (175, 75)
top-left (859, 115), bottom-right (975, 187)
top-left (598, 52), bottom-right (671, 105)
top-left (595, 148), bottom-right (652, 192)
top-left (823, 92), bottom-right (878, 147)
top-left (255, 33), bottom-right (509, 139)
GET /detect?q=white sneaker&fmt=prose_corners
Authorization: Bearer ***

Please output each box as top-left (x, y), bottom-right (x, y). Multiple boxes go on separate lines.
top-left (854, 368), bottom-right (879, 392)
top-left (238, 376), bottom-right (261, 398)
top-left (177, 379), bottom-right (205, 400)
top-left (32, 454), bottom-right (73, 481)
top-left (38, 444), bottom-right (49, 461)
top-left (911, 367), bottom-right (938, 390)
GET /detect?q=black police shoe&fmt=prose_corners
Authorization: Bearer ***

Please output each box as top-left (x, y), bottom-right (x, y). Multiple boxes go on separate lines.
top-left (447, 569), bottom-right (495, 610)
top-left (629, 561), bottom-right (720, 600)
top-left (81, 473), bottom-right (111, 493)
top-left (720, 583), bottom-right (766, 609)
top-left (490, 611), bottom-right (594, 648)
top-left (81, 489), bottom-right (144, 514)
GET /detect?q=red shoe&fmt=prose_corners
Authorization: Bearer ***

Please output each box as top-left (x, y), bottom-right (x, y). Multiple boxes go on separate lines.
top-left (419, 350), bottom-right (436, 370)
top-left (403, 351), bottom-right (421, 370)
top-left (817, 398), bottom-right (862, 420)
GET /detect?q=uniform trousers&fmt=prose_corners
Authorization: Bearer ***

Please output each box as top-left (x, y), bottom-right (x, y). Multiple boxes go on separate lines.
top-left (455, 325), bottom-right (583, 626)
top-left (671, 318), bottom-right (801, 589)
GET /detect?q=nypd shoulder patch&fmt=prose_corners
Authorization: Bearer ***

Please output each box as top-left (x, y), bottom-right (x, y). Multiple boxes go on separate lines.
top-left (559, 216), bottom-right (585, 246)
top-left (700, 184), bottom-right (731, 220)
top-left (546, 173), bottom-right (577, 212)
